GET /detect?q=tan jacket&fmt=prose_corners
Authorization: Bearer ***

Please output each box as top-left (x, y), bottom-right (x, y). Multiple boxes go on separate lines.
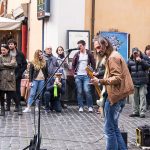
top-left (100, 50), bottom-right (134, 104)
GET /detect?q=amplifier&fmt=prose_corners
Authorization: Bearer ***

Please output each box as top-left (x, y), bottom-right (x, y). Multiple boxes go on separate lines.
top-left (136, 125), bottom-right (150, 146)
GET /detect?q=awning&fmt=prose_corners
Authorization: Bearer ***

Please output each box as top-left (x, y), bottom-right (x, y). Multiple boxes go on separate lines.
top-left (0, 17), bottom-right (21, 30)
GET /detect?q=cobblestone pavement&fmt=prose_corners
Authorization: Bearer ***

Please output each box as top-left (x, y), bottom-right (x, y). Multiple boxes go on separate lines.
top-left (0, 104), bottom-right (150, 150)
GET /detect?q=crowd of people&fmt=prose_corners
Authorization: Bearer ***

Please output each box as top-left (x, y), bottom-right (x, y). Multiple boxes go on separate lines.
top-left (1, 37), bottom-right (150, 149)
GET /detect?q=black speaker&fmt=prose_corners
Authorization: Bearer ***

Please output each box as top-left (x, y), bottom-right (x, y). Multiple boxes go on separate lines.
top-left (136, 125), bottom-right (150, 146)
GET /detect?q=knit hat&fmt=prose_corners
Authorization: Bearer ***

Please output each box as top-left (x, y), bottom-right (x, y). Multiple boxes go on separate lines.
top-left (54, 69), bottom-right (63, 77)
top-left (132, 47), bottom-right (139, 53)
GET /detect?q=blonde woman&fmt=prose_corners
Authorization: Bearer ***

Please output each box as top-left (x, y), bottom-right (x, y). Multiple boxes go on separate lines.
top-left (23, 50), bottom-right (48, 112)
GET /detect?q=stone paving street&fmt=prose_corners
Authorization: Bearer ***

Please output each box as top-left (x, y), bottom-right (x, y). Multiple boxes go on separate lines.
top-left (0, 104), bottom-right (150, 150)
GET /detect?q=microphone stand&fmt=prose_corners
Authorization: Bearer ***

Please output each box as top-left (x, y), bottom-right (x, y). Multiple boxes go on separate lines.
top-left (23, 50), bottom-right (72, 150)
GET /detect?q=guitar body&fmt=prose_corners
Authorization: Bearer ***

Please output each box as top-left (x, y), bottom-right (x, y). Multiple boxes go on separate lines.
top-left (96, 85), bottom-right (106, 117)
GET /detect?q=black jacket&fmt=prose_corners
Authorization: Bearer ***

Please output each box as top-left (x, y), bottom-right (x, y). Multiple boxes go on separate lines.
top-left (29, 63), bottom-right (48, 82)
top-left (127, 52), bottom-right (150, 86)
top-left (15, 50), bottom-right (27, 79)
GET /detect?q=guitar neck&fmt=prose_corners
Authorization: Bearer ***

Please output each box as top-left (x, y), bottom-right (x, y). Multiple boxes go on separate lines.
top-left (85, 66), bottom-right (101, 98)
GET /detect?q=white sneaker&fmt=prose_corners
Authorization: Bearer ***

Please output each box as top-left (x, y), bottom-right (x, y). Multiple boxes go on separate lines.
top-left (79, 107), bottom-right (83, 112)
top-left (88, 107), bottom-right (93, 112)
top-left (35, 107), bottom-right (39, 112)
top-left (23, 107), bottom-right (31, 113)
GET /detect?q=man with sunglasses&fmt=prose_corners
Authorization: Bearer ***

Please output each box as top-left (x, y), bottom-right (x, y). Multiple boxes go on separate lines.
top-left (91, 36), bottom-right (134, 150)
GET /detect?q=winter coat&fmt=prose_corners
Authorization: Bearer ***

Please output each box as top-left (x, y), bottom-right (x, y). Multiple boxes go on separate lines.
top-left (47, 55), bottom-right (59, 76)
top-left (43, 53), bottom-right (52, 61)
top-left (127, 53), bottom-right (150, 86)
top-left (0, 54), bottom-right (17, 91)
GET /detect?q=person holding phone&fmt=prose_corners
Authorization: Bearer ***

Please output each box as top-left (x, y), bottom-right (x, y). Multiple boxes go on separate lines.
top-left (128, 47), bottom-right (150, 118)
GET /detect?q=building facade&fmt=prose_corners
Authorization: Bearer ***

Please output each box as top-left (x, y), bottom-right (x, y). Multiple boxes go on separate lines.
top-left (85, 0), bottom-right (150, 52)
top-left (3, 0), bottom-right (150, 60)
top-left (5, 0), bottom-right (42, 60)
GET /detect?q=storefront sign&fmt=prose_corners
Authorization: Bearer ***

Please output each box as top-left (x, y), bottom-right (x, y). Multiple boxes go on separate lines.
top-left (37, 0), bottom-right (50, 20)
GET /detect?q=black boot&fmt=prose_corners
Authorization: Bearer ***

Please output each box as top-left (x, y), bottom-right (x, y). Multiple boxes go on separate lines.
top-left (18, 106), bottom-right (22, 115)
top-left (61, 101), bottom-right (67, 109)
top-left (6, 98), bottom-right (11, 111)
top-left (14, 106), bottom-right (19, 112)
top-left (0, 106), bottom-right (5, 116)
top-left (5, 105), bottom-right (10, 111)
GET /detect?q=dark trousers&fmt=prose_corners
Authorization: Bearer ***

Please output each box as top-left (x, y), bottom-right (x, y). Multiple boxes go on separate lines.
top-left (44, 91), bottom-right (62, 112)
top-left (0, 91), bottom-right (19, 108)
top-left (16, 78), bottom-right (21, 105)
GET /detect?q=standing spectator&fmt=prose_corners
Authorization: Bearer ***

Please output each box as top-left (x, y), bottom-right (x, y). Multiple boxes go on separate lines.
top-left (44, 71), bottom-right (65, 113)
top-left (7, 39), bottom-right (27, 113)
top-left (145, 45), bottom-right (150, 109)
top-left (72, 40), bottom-right (95, 112)
top-left (0, 44), bottom-right (18, 116)
top-left (93, 40), bottom-right (106, 113)
top-left (44, 46), bottom-right (59, 77)
top-left (56, 46), bottom-right (69, 79)
top-left (56, 46), bottom-right (69, 108)
top-left (91, 36), bottom-right (134, 150)
top-left (43, 46), bottom-right (53, 61)
top-left (128, 48), bottom-right (150, 118)
top-left (23, 50), bottom-right (48, 112)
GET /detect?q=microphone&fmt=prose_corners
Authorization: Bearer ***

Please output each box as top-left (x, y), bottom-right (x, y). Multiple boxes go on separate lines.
top-left (65, 47), bottom-right (79, 52)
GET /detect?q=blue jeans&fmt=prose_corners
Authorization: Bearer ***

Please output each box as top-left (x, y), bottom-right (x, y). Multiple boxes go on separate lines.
top-left (75, 75), bottom-right (93, 108)
top-left (28, 80), bottom-right (45, 106)
top-left (104, 99), bottom-right (127, 150)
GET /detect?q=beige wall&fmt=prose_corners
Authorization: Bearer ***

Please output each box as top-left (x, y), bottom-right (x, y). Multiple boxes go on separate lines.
top-left (7, 0), bottom-right (42, 61)
top-left (27, 0), bottom-right (42, 61)
top-left (85, 0), bottom-right (150, 54)
top-left (7, 0), bottom-right (22, 14)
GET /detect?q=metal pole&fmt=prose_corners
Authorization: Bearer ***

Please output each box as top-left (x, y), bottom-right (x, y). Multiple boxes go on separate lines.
top-left (42, 19), bottom-right (44, 51)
